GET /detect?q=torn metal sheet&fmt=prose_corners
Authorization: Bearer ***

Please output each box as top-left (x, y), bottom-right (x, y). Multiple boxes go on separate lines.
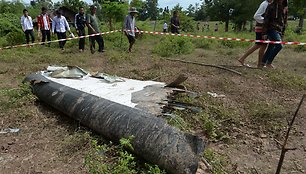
top-left (24, 67), bottom-right (206, 174)
top-left (91, 72), bottom-right (125, 83)
top-left (0, 128), bottom-right (20, 134)
top-left (47, 65), bottom-right (89, 79)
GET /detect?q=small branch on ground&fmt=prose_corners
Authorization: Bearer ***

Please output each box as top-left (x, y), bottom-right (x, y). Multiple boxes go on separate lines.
top-left (275, 94), bottom-right (306, 174)
top-left (251, 167), bottom-right (259, 174)
top-left (201, 157), bottom-right (213, 172)
top-left (165, 58), bottom-right (242, 76)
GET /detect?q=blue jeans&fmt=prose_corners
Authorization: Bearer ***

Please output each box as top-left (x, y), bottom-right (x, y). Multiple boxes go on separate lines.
top-left (262, 30), bottom-right (283, 65)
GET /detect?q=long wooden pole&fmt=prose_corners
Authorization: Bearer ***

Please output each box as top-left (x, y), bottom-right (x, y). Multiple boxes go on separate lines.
top-left (275, 94), bottom-right (306, 174)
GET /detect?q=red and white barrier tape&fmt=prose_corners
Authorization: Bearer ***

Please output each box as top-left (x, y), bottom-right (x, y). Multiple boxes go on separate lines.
top-left (0, 30), bottom-right (120, 50)
top-left (0, 29), bottom-right (305, 50)
top-left (137, 30), bottom-right (306, 46)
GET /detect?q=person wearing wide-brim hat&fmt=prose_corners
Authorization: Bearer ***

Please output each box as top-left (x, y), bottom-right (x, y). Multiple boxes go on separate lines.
top-left (124, 7), bottom-right (139, 52)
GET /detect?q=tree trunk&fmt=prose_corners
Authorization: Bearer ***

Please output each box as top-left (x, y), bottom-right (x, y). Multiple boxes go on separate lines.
top-left (153, 20), bottom-right (157, 31)
top-left (225, 20), bottom-right (229, 32)
top-left (249, 20), bottom-right (254, 32)
top-left (242, 21), bottom-right (247, 31)
top-left (298, 12), bottom-right (305, 29)
top-left (109, 18), bottom-right (113, 30)
top-left (225, 13), bottom-right (230, 32)
top-left (296, 13), bottom-right (305, 34)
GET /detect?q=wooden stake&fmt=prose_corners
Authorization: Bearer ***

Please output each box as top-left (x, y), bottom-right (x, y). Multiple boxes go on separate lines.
top-left (275, 94), bottom-right (306, 174)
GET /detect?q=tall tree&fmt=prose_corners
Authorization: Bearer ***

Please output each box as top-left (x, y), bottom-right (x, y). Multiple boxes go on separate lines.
top-left (62, 0), bottom-right (87, 13)
top-left (144, 0), bottom-right (158, 20)
top-left (194, 3), bottom-right (207, 21)
top-left (130, 0), bottom-right (146, 20)
top-left (186, 4), bottom-right (195, 17)
top-left (289, 0), bottom-right (306, 32)
top-left (203, 0), bottom-right (262, 32)
top-left (101, 0), bottom-right (128, 29)
top-left (204, 0), bottom-right (236, 32)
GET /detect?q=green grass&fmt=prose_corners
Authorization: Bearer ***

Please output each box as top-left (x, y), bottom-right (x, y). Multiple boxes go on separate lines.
top-left (1, 19), bottom-right (306, 174)
top-left (84, 137), bottom-right (166, 174)
top-left (165, 93), bottom-right (237, 141)
top-left (204, 148), bottom-right (229, 174)
top-left (266, 70), bottom-right (306, 90)
top-left (248, 100), bottom-right (287, 131)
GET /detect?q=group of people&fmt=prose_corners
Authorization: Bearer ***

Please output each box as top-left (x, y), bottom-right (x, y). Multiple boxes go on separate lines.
top-left (162, 11), bottom-right (180, 34)
top-left (238, 0), bottom-right (288, 68)
top-left (21, 6), bottom-right (140, 53)
top-left (21, 8), bottom-right (73, 50)
top-left (21, 0), bottom-right (288, 61)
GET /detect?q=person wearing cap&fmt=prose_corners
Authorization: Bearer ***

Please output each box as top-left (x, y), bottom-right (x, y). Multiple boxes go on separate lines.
top-left (21, 9), bottom-right (35, 45)
top-left (124, 7), bottom-right (138, 53)
top-left (37, 7), bottom-right (51, 46)
top-left (52, 10), bottom-right (72, 50)
top-left (170, 11), bottom-right (180, 34)
top-left (86, 5), bottom-right (104, 54)
top-left (261, 0), bottom-right (287, 68)
top-left (75, 6), bottom-right (86, 52)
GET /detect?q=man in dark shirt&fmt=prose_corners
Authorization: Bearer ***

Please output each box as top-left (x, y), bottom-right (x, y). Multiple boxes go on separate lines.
top-left (86, 5), bottom-right (104, 54)
top-left (124, 7), bottom-right (138, 53)
top-left (170, 11), bottom-right (180, 34)
top-left (262, 0), bottom-right (286, 68)
top-left (75, 7), bottom-right (86, 52)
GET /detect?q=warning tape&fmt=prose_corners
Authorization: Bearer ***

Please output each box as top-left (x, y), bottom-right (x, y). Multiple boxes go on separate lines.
top-left (0, 29), bottom-right (305, 50)
top-left (0, 30), bottom-right (120, 50)
top-left (137, 30), bottom-right (306, 46)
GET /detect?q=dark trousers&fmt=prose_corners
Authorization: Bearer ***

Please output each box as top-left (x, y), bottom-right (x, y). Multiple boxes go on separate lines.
top-left (24, 29), bottom-right (35, 44)
top-left (56, 32), bottom-right (67, 49)
top-left (171, 28), bottom-right (179, 34)
top-left (262, 30), bottom-right (283, 65)
top-left (41, 30), bottom-right (51, 46)
top-left (78, 29), bottom-right (85, 50)
top-left (89, 35), bottom-right (104, 52)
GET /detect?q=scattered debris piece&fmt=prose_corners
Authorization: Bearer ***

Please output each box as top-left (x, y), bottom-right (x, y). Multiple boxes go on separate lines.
top-left (260, 134), bottom-right (268, 139)
top-left (207, 92), bottom-right (226, 98)
top-left (91, 72), bottom-right (125, 83)
top-left (166, 74), bottom-right (188, 88)
top-left (47, 65), bottom-right (89, 79)
top-left (0, 128), bottom-right (20, 134)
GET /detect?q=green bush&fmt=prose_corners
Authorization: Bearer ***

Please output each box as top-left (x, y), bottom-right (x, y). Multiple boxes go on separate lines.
top-left (0, 37), bottom-right (8, 46)
top-left (193, 38), bottom-right (217, 49)
top-left (0, 16), bottom-right (21, 37)
top-left (153, 36), bottom-right (194, 57)
top-left (5, 31), bottom-right (25, 46)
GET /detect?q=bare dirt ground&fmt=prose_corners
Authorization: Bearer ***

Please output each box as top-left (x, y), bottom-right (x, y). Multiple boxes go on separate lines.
top-left (1, 37), bottom-right (306, 173)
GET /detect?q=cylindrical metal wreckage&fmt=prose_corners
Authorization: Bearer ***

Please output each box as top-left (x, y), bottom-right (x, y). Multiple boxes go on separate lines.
top-left (25, 72), bottom-right (205, 174)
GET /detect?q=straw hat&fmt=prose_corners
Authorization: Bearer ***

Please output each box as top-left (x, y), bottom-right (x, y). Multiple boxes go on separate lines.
top-left (128, 7), bottom-right (138, 13)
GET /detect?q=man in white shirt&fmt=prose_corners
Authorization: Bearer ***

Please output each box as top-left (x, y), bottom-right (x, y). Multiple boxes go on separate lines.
top-left (52, 10), bottom-right (71, 50)
top-left (238, 0), bottom-right (272, 68)
top-left (20, 9), bottom-right (35, 45)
